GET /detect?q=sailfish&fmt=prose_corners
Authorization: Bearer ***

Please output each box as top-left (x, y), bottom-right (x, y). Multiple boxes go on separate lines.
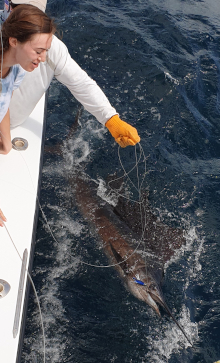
top-left (70, 170), bottom-right (192, 345)
top-left (45, 107), bottom-right (192, 345)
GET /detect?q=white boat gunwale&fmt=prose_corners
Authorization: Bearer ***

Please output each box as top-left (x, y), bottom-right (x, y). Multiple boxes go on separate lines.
top-left (0, 91), bottom-right (48, 363)
top-left (16, 91), bottom-right (48, 363)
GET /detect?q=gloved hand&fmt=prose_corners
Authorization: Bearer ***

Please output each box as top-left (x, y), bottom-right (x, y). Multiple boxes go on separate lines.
top-left (105, 115), bottom-right (140, 148)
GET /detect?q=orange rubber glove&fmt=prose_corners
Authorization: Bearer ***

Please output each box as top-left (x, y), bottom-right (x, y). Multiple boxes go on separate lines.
top-left (105, 115), bottom-right (140, 148)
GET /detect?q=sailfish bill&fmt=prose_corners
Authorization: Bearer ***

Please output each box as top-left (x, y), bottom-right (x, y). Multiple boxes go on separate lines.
top-left (108, 242), bottom-right (192, 345)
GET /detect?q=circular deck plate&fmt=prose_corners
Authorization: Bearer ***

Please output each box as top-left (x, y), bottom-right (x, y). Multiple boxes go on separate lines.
top-left (0, 279), bottom-right (11, 298)
top-left (12, 137), bottom-right (28, 151)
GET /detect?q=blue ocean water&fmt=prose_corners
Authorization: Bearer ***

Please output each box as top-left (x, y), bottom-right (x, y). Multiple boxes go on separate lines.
top-left (22, 0), bottom-right (220, 362)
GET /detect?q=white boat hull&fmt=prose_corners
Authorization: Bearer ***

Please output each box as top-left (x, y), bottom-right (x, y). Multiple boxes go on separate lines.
top-left (0, 94), bottom-right (46, 362)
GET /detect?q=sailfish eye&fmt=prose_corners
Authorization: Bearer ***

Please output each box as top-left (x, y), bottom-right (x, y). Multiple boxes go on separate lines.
top-left (149, 283), bottom-right (157, 290)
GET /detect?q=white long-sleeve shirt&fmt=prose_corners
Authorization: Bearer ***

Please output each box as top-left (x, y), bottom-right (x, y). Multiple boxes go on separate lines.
top-left (10, 35), bottom-right (117, 127)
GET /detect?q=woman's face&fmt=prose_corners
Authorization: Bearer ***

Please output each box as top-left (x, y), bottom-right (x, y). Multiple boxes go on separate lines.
top-left (11, 33), bottom-right (53, 72)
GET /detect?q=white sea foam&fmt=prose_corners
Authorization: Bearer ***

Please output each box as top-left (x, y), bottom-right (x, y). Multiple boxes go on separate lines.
top-left (164, 72), bottom-right (180, 85)
top-left (63, 135), bottom-right (90, 169)
top-left (27, 120), bottom-right (205, 362)
top-left (97, 178), bottom-right (118, 206)
top-left (145, 305), bottom-right (198, 363)
top-left (150, 107), bottom-right (161, 121)
top-left (26, 210), bottom-right (83, 363)
top-left (141, 217), bottom-right (202, 362)
top-left (164, 226), bottom-right (199, 271)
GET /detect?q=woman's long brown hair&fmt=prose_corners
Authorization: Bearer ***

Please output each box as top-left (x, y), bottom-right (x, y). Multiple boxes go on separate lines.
top-left (1, 4), bottom-right (56, 53)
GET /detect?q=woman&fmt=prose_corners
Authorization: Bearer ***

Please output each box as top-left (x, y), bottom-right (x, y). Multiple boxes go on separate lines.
top-left (0, 4), bottom-right (56, 154)
top-left (0, 4), bottom-right (55, 226)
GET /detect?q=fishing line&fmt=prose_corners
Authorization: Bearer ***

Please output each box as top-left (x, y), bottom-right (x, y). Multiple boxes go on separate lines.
top-left (0, 127), bottom-right (149, 271)
top-left (0, 125), bottom-right (150, 268)
top-left (0, 132), bottom-right (46, 363)
top-left (0, 216), bottom-right (46, 363)
top-left (77, 142), bottom-right (150, 269)
top-left (37, 141), bottom-right (149, 269)
top-left (0, 6), bottom-right (176, 356)
top-left (103, 142), bottom-right (150, 271)
top-left (108, 142), bottom-right (149, 264)
top-left (134, 145), bottom-right (149, 280)
top-left (0, 126), bottom-right (149, 363)
top-left (134, 144), bottom-right (149, 278)
top-left (107, 142), bottom-right (147, 201)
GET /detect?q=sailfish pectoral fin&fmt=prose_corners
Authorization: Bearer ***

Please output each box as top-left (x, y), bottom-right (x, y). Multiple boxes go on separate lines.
top-left (109, 244), bottom-right (129, 273)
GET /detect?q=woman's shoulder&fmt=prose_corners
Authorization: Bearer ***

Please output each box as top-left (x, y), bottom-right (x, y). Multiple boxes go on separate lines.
top-left (12, 64), bottom-right (26, 76)
top-left (11, 65), bottom-right (26, 83)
